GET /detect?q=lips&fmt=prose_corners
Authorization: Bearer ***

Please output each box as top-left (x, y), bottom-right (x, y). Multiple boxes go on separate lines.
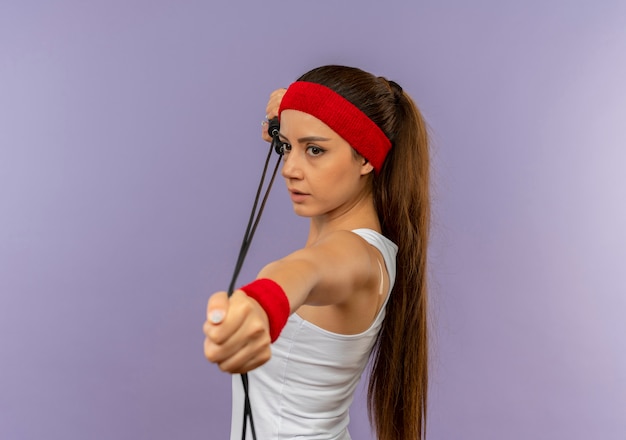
top-left (288, 188), bottom-right (309, 203)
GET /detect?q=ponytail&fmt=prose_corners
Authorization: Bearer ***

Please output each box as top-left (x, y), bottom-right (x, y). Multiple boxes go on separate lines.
top-left (369, 88), bottom-right (430, 440)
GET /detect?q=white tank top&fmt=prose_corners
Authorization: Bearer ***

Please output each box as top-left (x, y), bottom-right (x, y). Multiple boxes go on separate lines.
top-left (230, 229), bottom-right (398, 440)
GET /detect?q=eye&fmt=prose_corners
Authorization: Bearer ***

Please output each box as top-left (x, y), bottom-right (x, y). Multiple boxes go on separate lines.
top-left (280, 142), bottom-right (292, 154)
top-left (306, 145), bottom-right (325, 157)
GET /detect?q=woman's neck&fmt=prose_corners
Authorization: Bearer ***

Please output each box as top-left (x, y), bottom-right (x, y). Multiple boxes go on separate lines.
top-left (305, 192), bottom-right (380, 246)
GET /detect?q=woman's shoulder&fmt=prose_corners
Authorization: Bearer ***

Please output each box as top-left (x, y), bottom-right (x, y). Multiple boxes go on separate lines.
top-left (308, 229), bottom-right (376, 256)
top-left (350, 228), bottom-right (398, 254)
top-left (306, 228), bottom-right (397, 260)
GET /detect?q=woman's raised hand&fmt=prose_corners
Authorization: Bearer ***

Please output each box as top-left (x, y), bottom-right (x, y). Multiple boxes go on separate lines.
top-left (203, 290), bottom-right (271, 374)
top-left (261, 88), bottom-right (287, 143)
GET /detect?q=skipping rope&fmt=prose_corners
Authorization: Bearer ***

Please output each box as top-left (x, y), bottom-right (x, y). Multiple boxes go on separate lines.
top-left (226, 119), bottom-right (282, 440)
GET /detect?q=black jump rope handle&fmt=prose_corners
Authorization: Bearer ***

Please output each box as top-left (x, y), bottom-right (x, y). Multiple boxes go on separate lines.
top-left (226, 119), bottom-right (282, 440)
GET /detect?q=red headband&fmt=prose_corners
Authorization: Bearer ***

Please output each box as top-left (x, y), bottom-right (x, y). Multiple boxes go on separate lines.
top-left (278, 81), bottom-right (392, 172)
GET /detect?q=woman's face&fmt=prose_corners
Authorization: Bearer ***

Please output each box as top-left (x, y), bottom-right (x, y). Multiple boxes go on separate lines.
top-left (278, 109), bottom-right (374, 219)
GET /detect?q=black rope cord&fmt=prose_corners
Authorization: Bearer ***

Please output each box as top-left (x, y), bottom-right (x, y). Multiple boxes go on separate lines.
top-left (226, 121), bottom-right (282, 440)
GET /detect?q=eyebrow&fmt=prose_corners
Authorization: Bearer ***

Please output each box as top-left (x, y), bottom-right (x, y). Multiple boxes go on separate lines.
top-left (278, 133), bottom-right (332, 143)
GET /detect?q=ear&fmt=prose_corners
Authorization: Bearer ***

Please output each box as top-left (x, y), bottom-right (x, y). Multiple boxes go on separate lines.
top-left (360, 158), bottom-right (375, 176)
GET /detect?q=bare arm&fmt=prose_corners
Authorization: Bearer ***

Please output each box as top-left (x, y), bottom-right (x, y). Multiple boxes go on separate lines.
top-left (257, 230), bottom-right (375, 310)
top-left (203, 230), bottom-right (379, 373)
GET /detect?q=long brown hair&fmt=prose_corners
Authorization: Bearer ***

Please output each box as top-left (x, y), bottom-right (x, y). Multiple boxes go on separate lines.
top-left (299, 65), bottom-right (430, 439)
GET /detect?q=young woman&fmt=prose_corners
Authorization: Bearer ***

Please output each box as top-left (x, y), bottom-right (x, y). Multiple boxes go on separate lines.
top-left (203, 65), bottom-right (430, 440)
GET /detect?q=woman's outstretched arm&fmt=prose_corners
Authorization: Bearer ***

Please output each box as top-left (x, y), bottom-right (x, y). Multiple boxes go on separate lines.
top-left (203, 230), bottom-right (380, 373)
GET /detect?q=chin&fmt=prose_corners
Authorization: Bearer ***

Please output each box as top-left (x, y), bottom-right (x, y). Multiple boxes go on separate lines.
top-left (291, 204), bottom-right (321, 218)
top-left (292, 206), bottom-right (312, 217)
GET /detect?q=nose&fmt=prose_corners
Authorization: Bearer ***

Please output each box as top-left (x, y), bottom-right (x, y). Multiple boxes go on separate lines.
top-left (281, 151), bottom-right (304, 180)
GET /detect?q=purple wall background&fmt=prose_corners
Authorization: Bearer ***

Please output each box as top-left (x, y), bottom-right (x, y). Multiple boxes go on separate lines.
top-left (1, 1), bottom-right (625, 439)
